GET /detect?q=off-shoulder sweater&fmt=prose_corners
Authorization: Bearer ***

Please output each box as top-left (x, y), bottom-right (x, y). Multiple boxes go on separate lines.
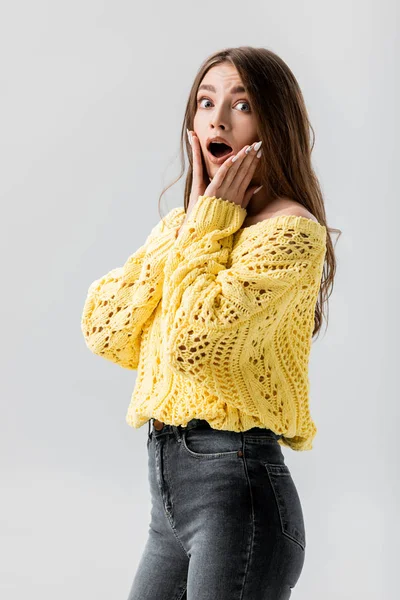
top-left (81, 195), bottom-right (327, 451)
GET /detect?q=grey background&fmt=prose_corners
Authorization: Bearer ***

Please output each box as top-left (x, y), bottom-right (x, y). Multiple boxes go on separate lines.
top-left (1, 1), bottom-right (398, 598)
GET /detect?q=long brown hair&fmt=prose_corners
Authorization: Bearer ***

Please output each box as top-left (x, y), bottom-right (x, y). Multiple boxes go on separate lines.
top-left (158, 46), bottom-right (341, 338)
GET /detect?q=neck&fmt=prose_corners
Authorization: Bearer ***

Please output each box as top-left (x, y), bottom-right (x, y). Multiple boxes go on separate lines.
top-left (245, 186), bottom-right (274, 216)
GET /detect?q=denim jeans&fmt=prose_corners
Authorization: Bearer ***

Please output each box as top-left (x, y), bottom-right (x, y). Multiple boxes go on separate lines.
top-left (126, 418), bottom-right (306, 600)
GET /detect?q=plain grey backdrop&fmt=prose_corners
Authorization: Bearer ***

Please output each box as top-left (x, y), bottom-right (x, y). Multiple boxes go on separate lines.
top-left (1, 1), bottom-right (398, 598)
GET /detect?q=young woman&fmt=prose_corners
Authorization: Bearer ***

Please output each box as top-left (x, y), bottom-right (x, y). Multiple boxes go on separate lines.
top-left (81, 46), bottom-right (339, 600)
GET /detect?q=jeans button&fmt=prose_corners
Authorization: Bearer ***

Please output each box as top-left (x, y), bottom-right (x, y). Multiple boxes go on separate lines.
top-left (154, 419), bottom-right (165, 431)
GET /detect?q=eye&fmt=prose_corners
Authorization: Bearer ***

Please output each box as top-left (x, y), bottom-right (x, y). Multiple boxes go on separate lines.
top-left (197, 97), bottom-right (251, 113)
top-left (236, 101), bottom-right (251, 112)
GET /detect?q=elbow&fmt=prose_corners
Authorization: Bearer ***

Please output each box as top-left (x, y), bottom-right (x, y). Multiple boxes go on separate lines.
top-left (81, 322), bottom-right (139, 370)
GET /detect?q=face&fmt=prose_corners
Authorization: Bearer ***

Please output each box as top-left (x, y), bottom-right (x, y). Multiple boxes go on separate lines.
top-left (193, 63), bottom-right (262, 183)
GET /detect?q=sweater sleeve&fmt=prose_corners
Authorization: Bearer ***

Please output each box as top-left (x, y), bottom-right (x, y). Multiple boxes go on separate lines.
top-left (161, 195), bottom-right (326, 389)
top-left (81, 207), bottom-right (185, 370)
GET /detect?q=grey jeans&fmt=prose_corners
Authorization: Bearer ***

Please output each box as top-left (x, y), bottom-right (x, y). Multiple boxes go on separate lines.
top-left (126, 418), bottom-right (306, 600)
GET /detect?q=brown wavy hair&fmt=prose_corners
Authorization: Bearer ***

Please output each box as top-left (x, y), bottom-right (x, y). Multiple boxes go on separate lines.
top-left (158, 46), bottom-right (342, 338)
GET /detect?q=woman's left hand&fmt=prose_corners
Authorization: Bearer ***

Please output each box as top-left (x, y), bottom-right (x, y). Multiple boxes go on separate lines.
top-left (176, 132), bottom-right (263, 237)
top-left (199, 137), bottom-right (263, 210)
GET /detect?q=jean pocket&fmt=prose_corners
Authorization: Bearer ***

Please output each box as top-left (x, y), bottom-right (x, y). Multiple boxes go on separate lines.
top-left (264, 462), bottom-right (306, 551)
top-left (181, 428), bottom-right (241, 459)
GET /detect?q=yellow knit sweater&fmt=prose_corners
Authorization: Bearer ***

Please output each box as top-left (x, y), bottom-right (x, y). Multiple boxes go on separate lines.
top-left (81, 195), bottom-right (327, 451)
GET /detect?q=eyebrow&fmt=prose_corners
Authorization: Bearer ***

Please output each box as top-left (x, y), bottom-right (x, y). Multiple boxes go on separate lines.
top-left (197, 84), bottom-right (246, 94)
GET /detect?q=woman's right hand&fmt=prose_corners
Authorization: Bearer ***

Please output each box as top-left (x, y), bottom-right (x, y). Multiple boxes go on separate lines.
top-left (176, 130), bottom-right (209, 237)
top-left (187, 129), bottom-right (211, 215)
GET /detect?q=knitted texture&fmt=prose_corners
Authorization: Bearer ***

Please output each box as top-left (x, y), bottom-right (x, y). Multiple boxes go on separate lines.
top-left (81, 195), bottom-right (327, 451)
top-left (80, 206), bottom-right (184, 370)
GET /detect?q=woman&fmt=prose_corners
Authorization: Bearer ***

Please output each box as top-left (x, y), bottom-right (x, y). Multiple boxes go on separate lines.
top-left (81, 46), bottom-right (339, 599)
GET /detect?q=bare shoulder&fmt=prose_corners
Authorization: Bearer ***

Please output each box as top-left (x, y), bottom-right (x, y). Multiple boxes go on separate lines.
top-left (275, 202), bottom-right (320, 223)
top-left (242, 198), bottom-right (321, 230)
top-left (250, 198), bottom-right (319, 225)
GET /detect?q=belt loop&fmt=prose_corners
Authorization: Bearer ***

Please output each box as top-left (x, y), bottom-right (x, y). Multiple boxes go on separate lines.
top-left (173, 424), bottom-right (182, 443)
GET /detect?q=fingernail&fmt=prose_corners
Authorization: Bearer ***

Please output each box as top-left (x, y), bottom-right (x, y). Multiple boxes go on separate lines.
top-left (186, 128), bottom-right (192, 146)
top-left (253, 185), bottom-right (263, 195)
top-left (253, 140), bottom-right (262, 152)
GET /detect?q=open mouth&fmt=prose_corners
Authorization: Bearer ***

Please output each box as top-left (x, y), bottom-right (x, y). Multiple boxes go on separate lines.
top-left (208, 141), bottom-right (233, 158)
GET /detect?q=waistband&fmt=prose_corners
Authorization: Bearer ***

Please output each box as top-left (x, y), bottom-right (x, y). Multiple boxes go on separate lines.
top-left (147, 417), bottom-right (282, 440)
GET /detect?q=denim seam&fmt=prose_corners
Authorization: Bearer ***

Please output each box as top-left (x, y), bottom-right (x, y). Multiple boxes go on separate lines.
top-left (264, 463), bottom-right (306, 551)
top-left (174, 581), bottom-right (188, 600)
top-left (162, 439), bottom-right (190, 560)
top-left (239, 438), bottom-right (255, 600)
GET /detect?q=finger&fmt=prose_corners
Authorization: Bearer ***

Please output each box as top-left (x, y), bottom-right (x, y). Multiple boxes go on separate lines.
top-left (190, 132), bottom-right (209, 200)
top-left (236, 144), bottom-right (262, 195)
top-left (221, 143), bottom-right (256, 191)
top-left (209, 144), bottom-right (250, 193)
top-left (190, 132), bottom-right (203, 185)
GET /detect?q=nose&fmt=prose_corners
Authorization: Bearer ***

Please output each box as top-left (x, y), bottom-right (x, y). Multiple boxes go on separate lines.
top-left (211, 122), bottom-right (226, 131)
top-left (209, 105), bottom-right (229, 131)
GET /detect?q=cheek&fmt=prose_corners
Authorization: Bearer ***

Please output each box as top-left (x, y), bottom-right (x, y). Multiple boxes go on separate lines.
top-left (201, 149), bottom-right (209, 173)
top-left (193, 136), bottom-right (208, 169)
top-left (193, 112), bottom-right (201, 131)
